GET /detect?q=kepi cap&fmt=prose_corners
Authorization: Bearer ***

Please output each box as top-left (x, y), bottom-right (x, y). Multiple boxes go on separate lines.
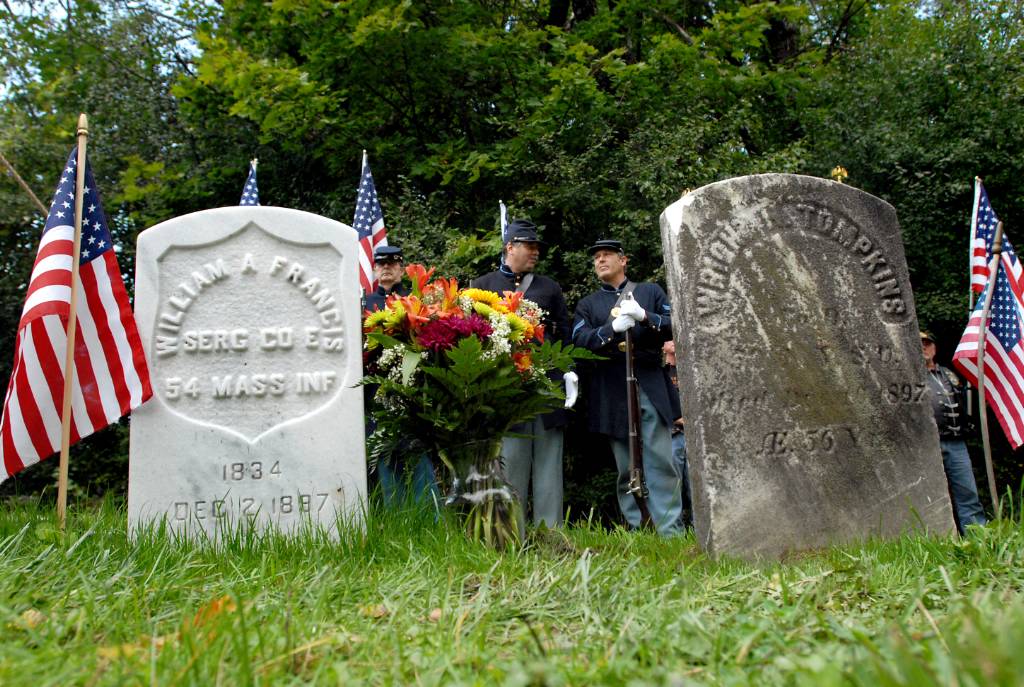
top-left (374, 245), bottom-right (404, 263)
top-left (920, 330), bottom-right (936, 343)
top-left (506, 219), bottom-right (544, 245)
top-left (588, 239), bottom-right (624, 255)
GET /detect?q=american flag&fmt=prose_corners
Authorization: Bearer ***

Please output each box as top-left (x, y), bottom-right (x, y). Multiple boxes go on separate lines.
top-left (969, 179), bottom-right (999, 293)
top-left (353, 151), bottom-right (387, 293)
top-left (239, 160), bottom-right (259, 206)
top-left (954, 210), bottom-right (1024, 448)
top-left (0, 148), bottom-right (152, 483)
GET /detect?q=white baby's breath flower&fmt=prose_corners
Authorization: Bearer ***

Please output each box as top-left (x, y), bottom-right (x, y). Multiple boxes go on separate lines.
top-left (488, 313), bottom-right (512, 355)
top-left (377, 345), bottom-right (404, 371)
top-left (379, 393), bottom-right (405, 412)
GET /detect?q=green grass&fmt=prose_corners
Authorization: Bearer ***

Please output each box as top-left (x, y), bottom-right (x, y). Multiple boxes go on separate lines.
top-left (2, 498), bottom-right (1024, 686)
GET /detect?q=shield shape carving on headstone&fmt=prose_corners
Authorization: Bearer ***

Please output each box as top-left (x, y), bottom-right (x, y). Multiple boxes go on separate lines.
top-left (152, 222), bottom-right (347, 441)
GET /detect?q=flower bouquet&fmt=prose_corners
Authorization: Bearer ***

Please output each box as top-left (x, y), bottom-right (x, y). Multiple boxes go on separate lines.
top-left (363, 264), bottom-right (593, 548)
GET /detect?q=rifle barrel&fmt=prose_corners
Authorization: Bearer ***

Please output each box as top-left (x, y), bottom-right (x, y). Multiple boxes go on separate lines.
top-left (622, 298), bottom-right (653, 529)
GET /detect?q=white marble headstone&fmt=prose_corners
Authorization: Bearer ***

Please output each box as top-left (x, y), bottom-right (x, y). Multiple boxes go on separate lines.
top-left (128, 207), bottom-right (366, 539)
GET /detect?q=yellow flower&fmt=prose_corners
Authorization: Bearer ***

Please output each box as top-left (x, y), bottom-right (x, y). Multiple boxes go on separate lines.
top-left (461, 288), bottom-right (501, 306)
top-left (473, 302), bottom-right (495, 318)
top-left (364, 310), bottom-right (389, 329)
top-left (506, 312), bottom-right (529, 341)
top-left (383, 302), bottom-right (407, 329)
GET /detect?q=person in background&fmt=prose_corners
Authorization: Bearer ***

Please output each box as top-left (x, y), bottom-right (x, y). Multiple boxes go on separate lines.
top-left (662, 339), bottom-right (692, 529)
top-left (471, 219), bottom-right (577, 528)
top-left (921, 330), bottom-right (987, 532)
top-left (364, 245), bottom-right (409, 311)
top-left (572, 239), bottom-right (682, 535)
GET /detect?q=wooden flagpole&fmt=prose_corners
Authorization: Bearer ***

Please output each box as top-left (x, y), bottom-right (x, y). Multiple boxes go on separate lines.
top-left (56, 114), bottom-right (89, 530)
top-left (966, 177), bottom-right (983, 417)
top-left (0, 149), bottom-right (48, 216)
top-left (975, 219), bottom-right (1003, 516)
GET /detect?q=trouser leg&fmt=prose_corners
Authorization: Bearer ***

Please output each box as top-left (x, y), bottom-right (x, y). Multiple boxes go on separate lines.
top-left (610, 388), bottom-right (683, 535)
top-left (531, 421), bottom-right (564, 527)
top-left (610, 439), bottom-right (641, 528)
top-left (501, 434), bottom-right (532, 521)
top-left (409, 454), bottom-right (440, 505)
top-left (672, 431), bottom-right (691, 527)
top-left (638, 389), bottom-right (683, 535)
top-left (377, 459), bottom-right (404, 507)
top-left (941, 439), bottom-right (988, 529)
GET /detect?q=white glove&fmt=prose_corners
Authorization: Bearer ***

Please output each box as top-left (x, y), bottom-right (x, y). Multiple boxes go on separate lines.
top-left (564, 371), bottom-right (579, 409)
top-left (612, 314), bottom-right (636, 333)
top-left (618, 298), bottom-right (646, 321)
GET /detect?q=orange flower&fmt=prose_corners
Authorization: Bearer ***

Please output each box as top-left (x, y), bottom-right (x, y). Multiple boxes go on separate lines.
top-left (512, 351), bottom-right (532, 373)
top-left (395, 295), bottom-right (431, 331)
top-left (405, 264), bottom-right (436, 297)
top-left (533, 324), bottom-right (545, 343)
top-left (500, 290), bottom-right (524, 313)
top-left (424, 276), bottom-right (461, 313)
top-left (440, 277), bottom-right (462, 311)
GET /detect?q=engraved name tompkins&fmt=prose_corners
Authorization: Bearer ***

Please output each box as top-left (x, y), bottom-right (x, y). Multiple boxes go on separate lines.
top-left (694, 202), bottom-right (909, 330)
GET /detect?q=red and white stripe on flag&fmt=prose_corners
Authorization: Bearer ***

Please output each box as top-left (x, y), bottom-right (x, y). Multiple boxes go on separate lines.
top-left (954, 253), bottom-right (1024, 449)
top-left (971, 235), bottom-right (990, 293)
top-left (970, 179), bottom-right (1002, 294)
top-left (357, 217), bottom-right (387, 293)
top-left (0, 149), bottom-right (152, 483)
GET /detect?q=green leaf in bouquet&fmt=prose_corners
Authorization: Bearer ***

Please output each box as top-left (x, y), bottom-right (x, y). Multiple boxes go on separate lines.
top-left (401, 349), bottom-right (423, 385)
top-left (366, 332), bottom-right (404, 350)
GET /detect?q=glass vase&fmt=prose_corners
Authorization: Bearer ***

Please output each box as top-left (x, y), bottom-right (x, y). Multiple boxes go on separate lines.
top-left (439, 437), bottom-right (522, 549)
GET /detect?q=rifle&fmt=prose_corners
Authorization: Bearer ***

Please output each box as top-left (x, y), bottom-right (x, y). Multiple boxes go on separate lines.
top-left (615, 292), bottom-right (655, 529)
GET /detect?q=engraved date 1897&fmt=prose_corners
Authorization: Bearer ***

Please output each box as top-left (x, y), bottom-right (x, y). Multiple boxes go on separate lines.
top-left (883, 383), bottom-right (926, 404)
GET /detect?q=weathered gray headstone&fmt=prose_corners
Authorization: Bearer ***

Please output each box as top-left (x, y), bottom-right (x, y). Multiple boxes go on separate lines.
top-left (128, 207), bottom-right (366, 539)
top-left (660, 174), bottom-right (955, 560)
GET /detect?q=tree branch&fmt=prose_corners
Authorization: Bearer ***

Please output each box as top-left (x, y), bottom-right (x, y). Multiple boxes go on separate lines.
top-left (652, 9), bottom-right (694, 46)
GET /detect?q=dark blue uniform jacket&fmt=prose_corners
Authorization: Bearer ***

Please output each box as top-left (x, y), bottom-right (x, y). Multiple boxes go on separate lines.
top-left (364, 282), bottom-right (411, 313)
top-left (472, 266), bottom-right (572, 429)
top-left (572, 279), bottom-right (679, 440)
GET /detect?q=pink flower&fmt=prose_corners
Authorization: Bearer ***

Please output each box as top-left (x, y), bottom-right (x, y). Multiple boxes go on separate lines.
top-left (416, 314), bottom-right (493, 352)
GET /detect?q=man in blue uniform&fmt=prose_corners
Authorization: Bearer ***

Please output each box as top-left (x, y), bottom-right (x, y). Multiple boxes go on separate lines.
top-left (572, 239), bottom-right (683, 535)
top-left (363, 245), bottom-right (437, 505)
top-left (364, 245), bottom-right (409, 312)
top-left (472, 220), bottom-right (577, 527)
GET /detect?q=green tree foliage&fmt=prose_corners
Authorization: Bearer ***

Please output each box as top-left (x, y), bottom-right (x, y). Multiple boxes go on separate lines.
top-left (806, 0), bottom-right (1024, 340)
top-left (171, 0), bottom-right (830, 298)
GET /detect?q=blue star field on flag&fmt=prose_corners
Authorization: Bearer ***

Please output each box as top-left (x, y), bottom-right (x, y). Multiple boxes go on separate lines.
top-left (353, 154), bottom-right (387, 292)
top-left (977, 254), bottom-right (1022, 352)
top-left (239, 162), bottom-right (259, 206)
top-left (46, 148), bottom-right (114, 265)
top-left (975, 184), bottom-right (1002, 257)
top-left (353, 164), bottom-right (384, 245)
